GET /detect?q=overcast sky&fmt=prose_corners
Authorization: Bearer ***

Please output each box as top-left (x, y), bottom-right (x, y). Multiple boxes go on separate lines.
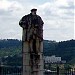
top-left (0, 0), bottom-right (74, 41)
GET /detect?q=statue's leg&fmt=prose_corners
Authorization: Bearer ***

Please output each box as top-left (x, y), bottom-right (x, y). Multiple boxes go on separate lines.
top-left (29, 40), bottom-right (33, 53)
top-left (29, 39), bottom-right (36, 72)
top-left (36, 38), bottom-right (40, 53)
top-left (32, 38), bottom-right (40, 69)
top-left (33, 39), bottom-right (36, 53)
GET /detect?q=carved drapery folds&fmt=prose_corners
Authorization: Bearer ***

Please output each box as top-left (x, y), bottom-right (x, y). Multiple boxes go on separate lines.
top-left (19, 13), bottom-right (44, 42)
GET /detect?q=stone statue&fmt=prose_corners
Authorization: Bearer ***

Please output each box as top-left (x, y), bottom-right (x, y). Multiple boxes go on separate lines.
top-left (19, 8), bottom-right (44, 71)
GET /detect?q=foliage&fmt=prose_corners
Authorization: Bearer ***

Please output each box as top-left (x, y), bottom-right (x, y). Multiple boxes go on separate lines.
top-left (0, 39), bottom-right (75, 65)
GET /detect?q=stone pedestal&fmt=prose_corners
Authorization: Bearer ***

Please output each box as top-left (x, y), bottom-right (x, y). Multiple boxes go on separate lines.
top-left (22, 29), bottom-right (44, 75)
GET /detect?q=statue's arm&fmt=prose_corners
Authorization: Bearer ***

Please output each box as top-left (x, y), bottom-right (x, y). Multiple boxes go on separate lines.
top-left (37, 15), bottom-right (44, 24)
top-left (38, 16), bottom-right (44, 30)
top-left (19, 15), bottom-right (28, 28)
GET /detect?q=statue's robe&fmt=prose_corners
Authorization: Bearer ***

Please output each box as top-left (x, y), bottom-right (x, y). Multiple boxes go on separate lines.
top-left (19, 13), bottom-right (44, 41)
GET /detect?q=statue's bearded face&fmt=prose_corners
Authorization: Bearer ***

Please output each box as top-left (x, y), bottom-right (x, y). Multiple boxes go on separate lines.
top-left (31, 11), bottom-right (37, 15)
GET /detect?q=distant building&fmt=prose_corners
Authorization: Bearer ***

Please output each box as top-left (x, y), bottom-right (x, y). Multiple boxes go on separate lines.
top-left (44, 55), bottom-right (62, 63)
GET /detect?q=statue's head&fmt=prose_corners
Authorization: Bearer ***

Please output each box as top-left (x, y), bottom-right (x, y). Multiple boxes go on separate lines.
top-left (31, 8), bottom-right (37, 15)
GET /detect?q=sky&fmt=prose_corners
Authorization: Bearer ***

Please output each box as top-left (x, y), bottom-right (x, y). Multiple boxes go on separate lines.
top-left (0, 0), bottom-right (74, 41)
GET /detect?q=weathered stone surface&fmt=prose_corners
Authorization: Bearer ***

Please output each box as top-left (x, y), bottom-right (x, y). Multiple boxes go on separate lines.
top-left (19, 12), bottom-right (44, 75)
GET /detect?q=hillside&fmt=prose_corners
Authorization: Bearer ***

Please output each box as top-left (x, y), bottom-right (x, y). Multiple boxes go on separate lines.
top-left (44, 39), bottom-right (75, 62)
top-left (0, 39), bottom-right (75, 65)
top-left (0, 39), bottom-right (22, 57)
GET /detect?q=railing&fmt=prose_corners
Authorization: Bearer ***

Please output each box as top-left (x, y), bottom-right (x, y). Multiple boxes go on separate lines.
top-left (44, 67), bottom-right (75, 75)
top-left (0, 65), bottom-right (75, 75)
top-left (0, 65), bottom-right (22, 75)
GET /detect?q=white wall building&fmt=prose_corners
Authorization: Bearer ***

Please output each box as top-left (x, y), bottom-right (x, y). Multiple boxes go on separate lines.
top-left (44, 55), bottom-right (61, 63)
